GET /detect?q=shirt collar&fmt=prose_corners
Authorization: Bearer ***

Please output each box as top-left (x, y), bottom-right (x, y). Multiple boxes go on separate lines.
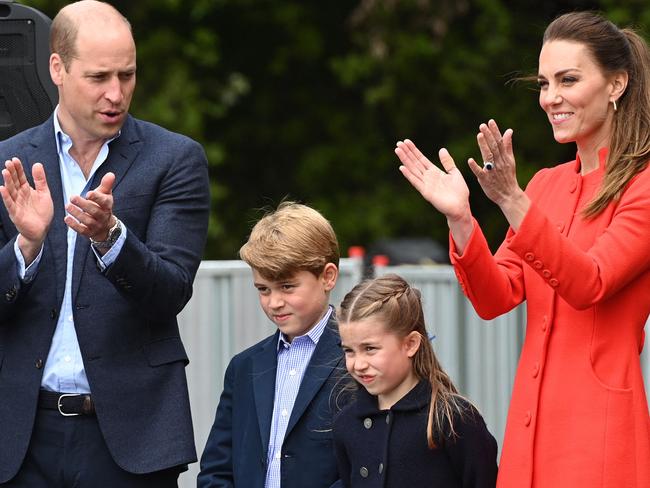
top-left (276, 305), bottom-right (333, 351)
top-left (53, 105), bottom-right (121, 156)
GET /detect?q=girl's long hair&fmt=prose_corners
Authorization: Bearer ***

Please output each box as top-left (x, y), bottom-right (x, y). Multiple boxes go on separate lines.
top-left (338, 273), bottom-right (468, 448)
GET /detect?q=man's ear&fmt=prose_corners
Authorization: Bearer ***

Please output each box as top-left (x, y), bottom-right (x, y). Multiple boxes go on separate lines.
top-left (404, 331), bottom-right (422, 358)
top-left (49, 53), bottom-right (65, 86)
top-left (321, 262), bottom-right (339, 292)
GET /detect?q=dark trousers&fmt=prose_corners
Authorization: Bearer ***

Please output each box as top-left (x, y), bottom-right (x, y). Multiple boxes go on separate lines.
top-left (2, 409), bottom-right (182, 488)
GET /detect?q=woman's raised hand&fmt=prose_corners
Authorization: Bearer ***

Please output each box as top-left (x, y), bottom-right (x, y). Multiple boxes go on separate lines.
top-left (468, 119), bottom-right (529, 230)
top-left (395, 139), bottom-right (471, 223)
top-left (468, 120), bottom-right (522, 206)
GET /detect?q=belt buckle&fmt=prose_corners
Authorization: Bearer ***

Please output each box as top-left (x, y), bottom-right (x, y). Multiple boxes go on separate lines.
top-left (57, 393), bottom-right (81, 417)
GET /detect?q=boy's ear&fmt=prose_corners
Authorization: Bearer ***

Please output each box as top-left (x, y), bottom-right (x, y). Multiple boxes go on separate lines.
top-left (404, 331), bottom-right (422, 358)
top-left (321, 262), bottom-right (338, 292)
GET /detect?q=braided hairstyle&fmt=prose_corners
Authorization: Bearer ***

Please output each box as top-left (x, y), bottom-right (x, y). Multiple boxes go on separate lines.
top-left (338, 273), bottom-right (467, 448)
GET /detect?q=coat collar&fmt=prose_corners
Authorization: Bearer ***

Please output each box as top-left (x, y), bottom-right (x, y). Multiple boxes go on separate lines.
top-left (573, 147), bottom-right (608, 176)
top-left (350, 378), bottom-right (431, 417)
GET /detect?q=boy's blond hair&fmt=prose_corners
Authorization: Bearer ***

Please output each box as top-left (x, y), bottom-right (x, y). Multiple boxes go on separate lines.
top-left (239, 201), bottom-right (339, 280)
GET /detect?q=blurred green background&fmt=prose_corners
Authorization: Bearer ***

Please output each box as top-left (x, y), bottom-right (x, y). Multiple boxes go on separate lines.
top-left (22, 0), bottom-right (650, 259)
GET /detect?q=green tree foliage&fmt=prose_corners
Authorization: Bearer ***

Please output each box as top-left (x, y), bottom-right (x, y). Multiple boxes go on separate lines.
top-left (22, 0), bottom-right (650, 259)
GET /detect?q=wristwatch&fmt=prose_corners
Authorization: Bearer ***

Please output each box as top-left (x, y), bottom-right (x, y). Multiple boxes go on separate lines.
top-left (90, 216), bottom-right (122, 250)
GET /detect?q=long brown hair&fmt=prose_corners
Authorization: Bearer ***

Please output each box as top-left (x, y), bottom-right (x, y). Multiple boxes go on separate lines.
top-left (338, 273), bottom-right (467, 448)
top-left (543, 11), bottom-right (650, 216)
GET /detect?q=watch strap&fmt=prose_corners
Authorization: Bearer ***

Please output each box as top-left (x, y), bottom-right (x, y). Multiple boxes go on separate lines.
top-left (90, 217), bottom-right (122, 249)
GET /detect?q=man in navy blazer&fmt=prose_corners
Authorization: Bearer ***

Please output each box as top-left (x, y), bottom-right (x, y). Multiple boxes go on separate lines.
top-left (0, 1), bottom-right (209, 486)
top-left (198, 202), bottom-right (345, 488)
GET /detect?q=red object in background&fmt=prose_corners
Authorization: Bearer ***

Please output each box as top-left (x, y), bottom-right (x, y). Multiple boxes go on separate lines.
top-left (372, 254), bottom-right (389, 266)
top-left (347, 246), bottom-right (365, 258)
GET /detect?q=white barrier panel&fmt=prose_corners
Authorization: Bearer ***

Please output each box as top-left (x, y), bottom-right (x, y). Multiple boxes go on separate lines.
top-left (178, 260), bottom-right (649, 487)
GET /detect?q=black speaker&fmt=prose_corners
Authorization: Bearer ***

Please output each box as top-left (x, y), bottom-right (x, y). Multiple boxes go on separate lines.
top-left (0, 1), bottom-right (57, 141)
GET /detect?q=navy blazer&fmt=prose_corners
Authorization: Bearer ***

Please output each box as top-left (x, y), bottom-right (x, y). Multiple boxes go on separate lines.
top-left (198, 315), bottom-right (346, 488)
top-left (0, 115), bottom-right (210, 482)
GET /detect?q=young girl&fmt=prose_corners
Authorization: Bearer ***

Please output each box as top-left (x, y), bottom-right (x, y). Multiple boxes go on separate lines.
top-left (333, 274), bottom-right (498, 487)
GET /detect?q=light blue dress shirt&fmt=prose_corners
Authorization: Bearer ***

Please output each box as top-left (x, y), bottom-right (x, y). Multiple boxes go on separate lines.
top-left (14, 107), bottom-right (127, 393)
top-left (264, 306), bottom-right (333, 488)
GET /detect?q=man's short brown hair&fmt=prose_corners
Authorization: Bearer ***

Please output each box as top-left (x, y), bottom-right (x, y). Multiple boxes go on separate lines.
top-left (239, 201), bottom-right (339, 280)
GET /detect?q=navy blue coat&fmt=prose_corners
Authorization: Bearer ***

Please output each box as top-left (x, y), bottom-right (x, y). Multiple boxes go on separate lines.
top-left (0, 115), bottom-right (210, 482)
top-left (333, 380), bottom-right (498, 487)
top-left (198, 316), bottom-right (346, 488)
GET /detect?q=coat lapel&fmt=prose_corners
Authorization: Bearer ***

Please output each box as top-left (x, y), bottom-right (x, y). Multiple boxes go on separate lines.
top-left (252, 333), bottom-right (280, 456)
top-left (285, 318), bottom-right (342, 438)
top-left (71, 116), bottom-right (143, 300)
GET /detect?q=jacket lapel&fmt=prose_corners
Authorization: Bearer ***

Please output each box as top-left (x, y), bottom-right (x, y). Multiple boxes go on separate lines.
top-left (252, 333), bottom-right (280, 456)
top-left (71, 116), bottom-right (143, 300)
top-left (87, 115), bottom-right (143, 192)
top-left (27, 117), bottom-right (67, 306)
top-left (285, 317), bottom-right (342, 437)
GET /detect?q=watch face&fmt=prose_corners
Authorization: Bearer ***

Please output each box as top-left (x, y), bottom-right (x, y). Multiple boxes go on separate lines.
top-left (105, 221), bottom-right (122, 245)
top-left (108, 225), bottom-right (122, 242)
top-left (91, 218), bottom-right (121, 249)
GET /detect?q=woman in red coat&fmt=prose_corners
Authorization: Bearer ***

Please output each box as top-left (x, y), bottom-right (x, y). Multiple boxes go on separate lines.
top-left (395, 11), bottom-right (650, 488)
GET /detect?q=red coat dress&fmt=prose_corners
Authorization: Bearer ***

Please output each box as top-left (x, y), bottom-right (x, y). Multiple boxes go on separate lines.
top-left (450, 149), bottom-right (650, 488)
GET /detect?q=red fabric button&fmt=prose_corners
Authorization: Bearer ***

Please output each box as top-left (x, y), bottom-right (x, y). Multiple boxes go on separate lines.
top-left (549, 278), bottom-right (559, 287)
top-left (532, 362), bottom-right (540, 378)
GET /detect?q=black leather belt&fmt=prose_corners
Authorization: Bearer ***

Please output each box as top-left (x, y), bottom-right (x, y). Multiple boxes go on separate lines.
top-left (38, 390), bottom-right (96, 416)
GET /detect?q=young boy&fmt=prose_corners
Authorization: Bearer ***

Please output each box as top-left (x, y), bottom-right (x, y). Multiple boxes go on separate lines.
top-left (198, 202), bottom-right (344, 488)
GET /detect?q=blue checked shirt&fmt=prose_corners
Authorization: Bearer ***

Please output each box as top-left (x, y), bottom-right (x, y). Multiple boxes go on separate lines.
top-left (14, 107), bottom-right (126, 393)
top-left (264, 306), bottom-right (333, 488)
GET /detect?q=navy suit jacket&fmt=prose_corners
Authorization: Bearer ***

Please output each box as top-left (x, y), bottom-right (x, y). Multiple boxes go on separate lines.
top-left (0, 115), bottom-right (210, 482)
top-left (198, 315), bottom-right (346, 488)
